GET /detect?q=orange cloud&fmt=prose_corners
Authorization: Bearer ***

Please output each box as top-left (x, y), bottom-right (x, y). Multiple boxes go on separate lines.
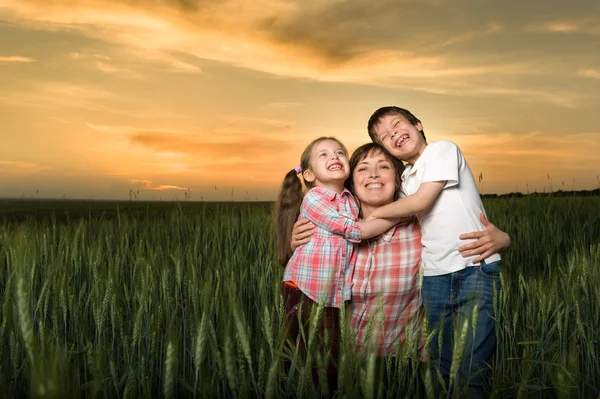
top-left (579, 69), bottom-right (600, 80)
top-left (532, 19), bottom-right (600, 35)
top-left (0, 55), bottom-right (36, 63)
top-left (85, 120), bottom-right (303, 184)
top-left (130, 179), bottom-right (189, 191)
top-left (0, 0), bottom-right (554, 102)
top-left (429, 130), bottom-right (600, 192)
top-left (0, 160), bottom-right (47, 175)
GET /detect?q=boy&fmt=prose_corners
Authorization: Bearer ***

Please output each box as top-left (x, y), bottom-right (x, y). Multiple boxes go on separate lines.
top-left (366, 106), bottom-right (503, 396)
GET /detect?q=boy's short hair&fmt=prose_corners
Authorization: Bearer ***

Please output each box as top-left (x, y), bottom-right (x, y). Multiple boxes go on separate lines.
top-left (367, 106), bottom-right (426, 143)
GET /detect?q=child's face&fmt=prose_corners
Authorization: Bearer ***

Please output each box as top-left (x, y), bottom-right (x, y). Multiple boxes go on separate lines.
top-left (373, 114), bottom-right (426, 164)
top-left (304, 139), bottom-right (350, 192)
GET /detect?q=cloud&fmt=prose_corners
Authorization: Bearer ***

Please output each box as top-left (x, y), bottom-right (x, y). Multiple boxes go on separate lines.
top-left (130, 179), bottom-right (189, 191)
top-left (127, 130), bottom-right (292, 160)
top-left (0, 81), bottom-right (118, 113)
top-left (0, 160), bottom-right (48, 175)
top-left (96, 60), bottom-right (120, 73)
top-left (531, 18), bottom-right (600, 35)
top-left (87, 117), bottom-right (293, 142)
top-left (425, 129), bottom-right (600, 192)
top-left (86, 123), bottom-right (187, 136)
top-left (0, 55), bottom-right (36, 63)
top-left (262, 102), bottom-right (303, 109)
top-left (480, 87), bottom-right (582, 108)
top-left (0, 0), bottom-right (562, 102)
top-left (85, 120), bottom-right (301, 181)
top-left (579, 69), bottom-right (600, 80)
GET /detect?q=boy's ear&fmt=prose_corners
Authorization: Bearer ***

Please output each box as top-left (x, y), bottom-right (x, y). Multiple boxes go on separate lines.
top-left (416, 121), bottom-right (423, 132)
top-left (303, 169), bottom-right (315, 183)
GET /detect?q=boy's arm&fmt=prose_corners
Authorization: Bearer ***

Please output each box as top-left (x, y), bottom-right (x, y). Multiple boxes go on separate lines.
top-left (367, 181), bottom-right (446, 220)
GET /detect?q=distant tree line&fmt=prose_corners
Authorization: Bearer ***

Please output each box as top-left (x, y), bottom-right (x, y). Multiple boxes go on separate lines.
top-left (481, 188), bottom-right (600, 199)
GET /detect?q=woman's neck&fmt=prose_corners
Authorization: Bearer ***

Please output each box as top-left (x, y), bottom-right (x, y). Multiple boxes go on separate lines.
top-left (360, 203), bottom-right (377, 219)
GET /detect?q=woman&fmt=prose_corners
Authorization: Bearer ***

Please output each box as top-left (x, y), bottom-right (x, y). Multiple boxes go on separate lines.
top-left (291, 143), bottom-right (510, 358)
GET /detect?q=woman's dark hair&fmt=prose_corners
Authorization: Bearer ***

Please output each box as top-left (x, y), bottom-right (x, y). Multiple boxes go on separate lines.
top-left (345, 142), bottom-right (405, 206)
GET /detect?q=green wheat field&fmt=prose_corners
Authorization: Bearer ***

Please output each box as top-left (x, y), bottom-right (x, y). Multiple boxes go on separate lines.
top-left (0, 195), bottom-right (599, 398)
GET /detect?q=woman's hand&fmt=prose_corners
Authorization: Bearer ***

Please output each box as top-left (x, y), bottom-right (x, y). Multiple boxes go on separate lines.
top-left (458, 213), bottom-right (511, 264)
top-left (290, 218), bottom-right (315, 251)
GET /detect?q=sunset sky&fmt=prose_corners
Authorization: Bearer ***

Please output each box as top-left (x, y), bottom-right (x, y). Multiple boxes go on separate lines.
top-left (1, 0), bottom-right (599, 201)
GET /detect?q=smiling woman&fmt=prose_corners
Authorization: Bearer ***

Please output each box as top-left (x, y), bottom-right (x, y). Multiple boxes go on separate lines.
top-left (345, 143), bottom-right (424, 359)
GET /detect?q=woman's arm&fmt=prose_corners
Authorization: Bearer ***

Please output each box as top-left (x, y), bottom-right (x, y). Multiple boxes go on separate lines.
top-left (290, 218), bottom-right (315, 251)
top-left (458, 213), bottom-right (511, 263)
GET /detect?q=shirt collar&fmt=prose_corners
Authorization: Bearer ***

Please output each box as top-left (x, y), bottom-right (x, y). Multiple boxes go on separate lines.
top-left (380, 224), bottom-right (397, 242)
top-left (312, 186), bottom-right (353, 201)
top-left (401, 143), bottom-right (431, 181)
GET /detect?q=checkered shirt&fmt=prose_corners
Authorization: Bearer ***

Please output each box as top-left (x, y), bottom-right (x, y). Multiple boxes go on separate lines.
top-left (349, 219), bottom-right (423, 356)
top-left (283, 186), bottom-right (361, 307)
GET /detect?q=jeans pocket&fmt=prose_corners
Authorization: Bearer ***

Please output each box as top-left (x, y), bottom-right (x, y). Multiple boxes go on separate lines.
top-left (478, 260), bottom-right (502, 280)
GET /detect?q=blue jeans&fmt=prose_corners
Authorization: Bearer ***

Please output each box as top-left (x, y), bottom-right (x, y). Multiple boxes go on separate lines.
top-left (421, 261), bottom-right (502, 391)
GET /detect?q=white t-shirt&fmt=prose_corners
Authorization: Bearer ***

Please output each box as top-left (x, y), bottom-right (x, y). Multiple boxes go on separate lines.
top-left (401, 141), bottom-right (501, 276)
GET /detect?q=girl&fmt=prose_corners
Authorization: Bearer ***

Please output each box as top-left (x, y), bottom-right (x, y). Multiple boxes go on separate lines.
top-left (275, 136), bottom-right (396, 388)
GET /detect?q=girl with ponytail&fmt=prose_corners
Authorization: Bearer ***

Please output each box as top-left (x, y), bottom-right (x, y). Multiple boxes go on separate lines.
top-left (274, 136), bottom-right (397, 388)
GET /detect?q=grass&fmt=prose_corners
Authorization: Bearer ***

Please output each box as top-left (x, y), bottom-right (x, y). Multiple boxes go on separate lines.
top-left (0, 196), bottom-right (598, 398)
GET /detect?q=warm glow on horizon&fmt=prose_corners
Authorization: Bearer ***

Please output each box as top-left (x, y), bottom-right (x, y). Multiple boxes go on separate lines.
top-left (1, 0), bottom-right (599, 200)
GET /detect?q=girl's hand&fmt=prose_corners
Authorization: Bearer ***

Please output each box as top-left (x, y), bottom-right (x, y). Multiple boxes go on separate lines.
top-left (458, 213), bottom-right (511, 264)
top-left (290, 218), bottom-right (315, 251)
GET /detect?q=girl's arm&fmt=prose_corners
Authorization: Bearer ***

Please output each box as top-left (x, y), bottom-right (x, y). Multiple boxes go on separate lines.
top-left (458, 213), bottom-right (510, 263)
top-left (367, 181), bottom-right (446, 220)
top-left (290, 216), bottom-right (403, 252)
top-left (302, 190), bottom-right (399, 242)
top-left (357, 218), bottom-right (400, 239)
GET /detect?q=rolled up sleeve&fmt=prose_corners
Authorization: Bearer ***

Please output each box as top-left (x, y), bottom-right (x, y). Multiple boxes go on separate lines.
top-left (302, 190), bottom-right (362, 243)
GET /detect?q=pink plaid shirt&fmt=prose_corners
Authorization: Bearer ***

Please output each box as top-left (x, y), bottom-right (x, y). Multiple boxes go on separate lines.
top-left (349, 219), bottom-right (423, 356)
top-left (283, 186), bottom-right (361, 307)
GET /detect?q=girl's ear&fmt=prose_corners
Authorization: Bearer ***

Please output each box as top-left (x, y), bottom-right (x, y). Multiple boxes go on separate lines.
top-left (416, 121), bottom-right (423, 131)
top-left (303, 169), bottom-right (315, 183)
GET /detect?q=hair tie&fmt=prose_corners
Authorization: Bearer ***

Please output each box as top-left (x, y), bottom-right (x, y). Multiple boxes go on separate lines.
top-left (294, 165), bottom-right (302, 174)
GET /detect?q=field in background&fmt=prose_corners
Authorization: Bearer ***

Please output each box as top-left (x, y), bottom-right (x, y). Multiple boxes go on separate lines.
top-left (0, 196), bottom-right (599, 398)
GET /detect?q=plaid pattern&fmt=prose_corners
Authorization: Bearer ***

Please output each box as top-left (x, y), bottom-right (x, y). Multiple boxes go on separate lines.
top-left (349, 219), bottom-right (423, 356)
top-left (283, 186), bottom-right (361, 307)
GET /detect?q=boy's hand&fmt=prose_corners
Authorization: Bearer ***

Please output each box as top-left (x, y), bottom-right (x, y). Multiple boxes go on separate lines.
top-left (290, 218), bottom-right (315, 251)
top-left (458, 213), bottom-right (511, 264)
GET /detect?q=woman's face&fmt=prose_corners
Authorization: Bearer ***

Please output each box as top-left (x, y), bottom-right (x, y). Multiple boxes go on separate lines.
top-left (352, 149), bottom-right (397, 209)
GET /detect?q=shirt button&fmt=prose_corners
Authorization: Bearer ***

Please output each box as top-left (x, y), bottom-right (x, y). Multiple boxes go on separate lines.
top-left (336, 207), bottom-right (340, 212)
top-left (342, 253), bottom-right (346, 257)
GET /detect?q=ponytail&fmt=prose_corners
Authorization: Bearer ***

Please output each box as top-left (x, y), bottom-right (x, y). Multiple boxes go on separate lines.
top-left (274, 136), bottom-right (346, 266)
top-left (275, 169), bottom-right (304, 266)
